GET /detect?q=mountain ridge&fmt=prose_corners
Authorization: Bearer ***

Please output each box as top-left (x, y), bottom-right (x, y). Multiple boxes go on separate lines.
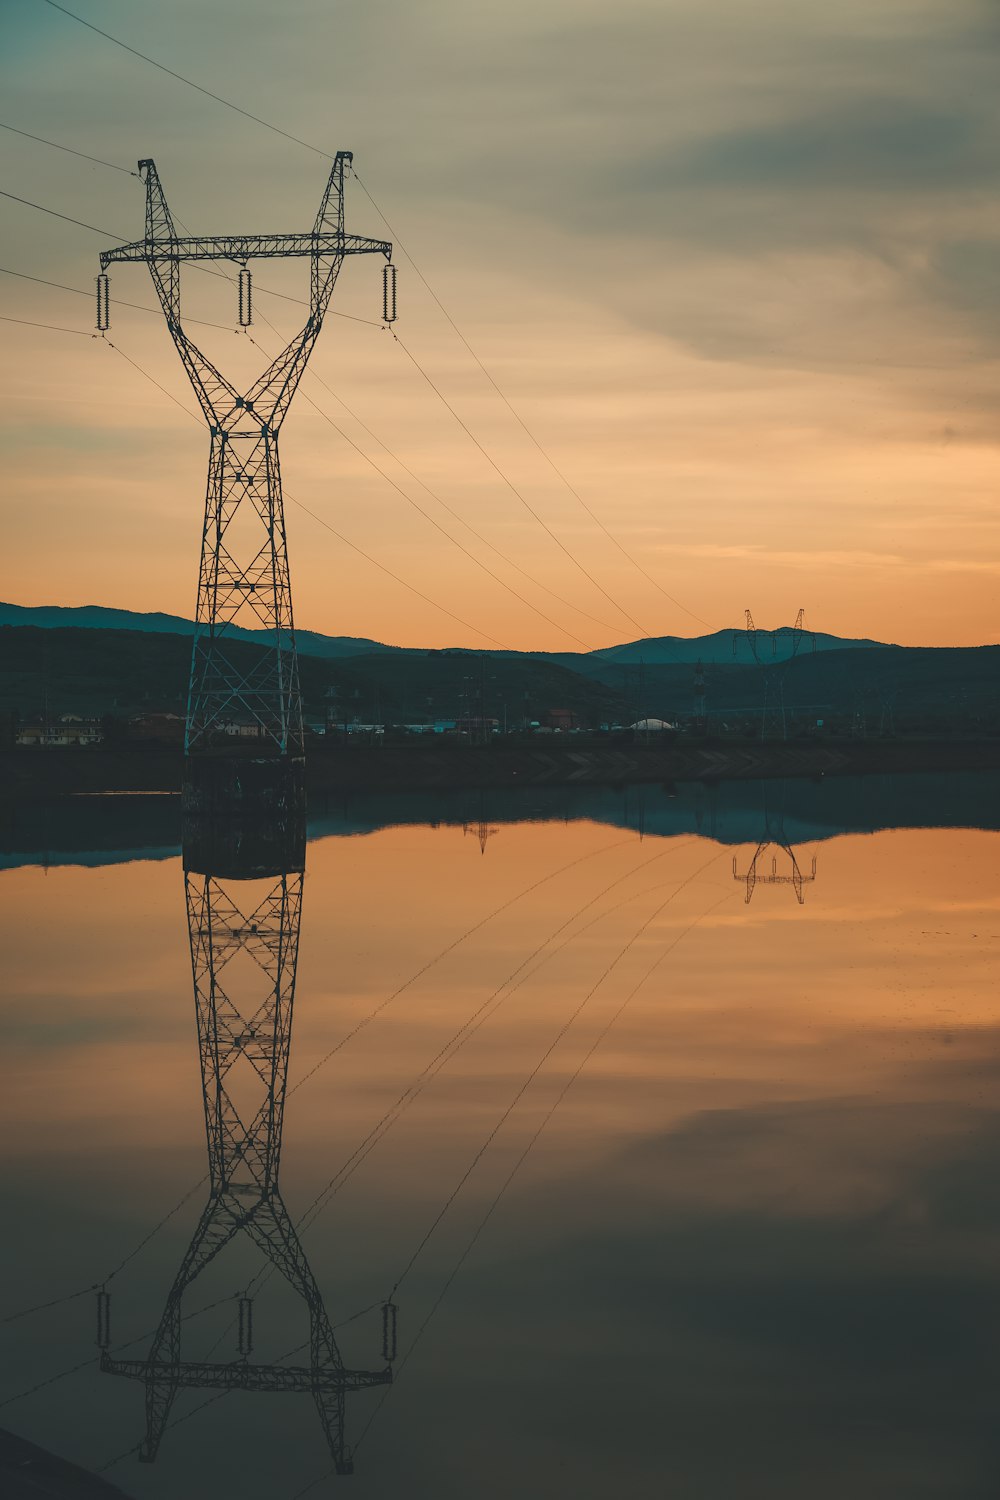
top-left (0, 601), bottom-right (895, 667)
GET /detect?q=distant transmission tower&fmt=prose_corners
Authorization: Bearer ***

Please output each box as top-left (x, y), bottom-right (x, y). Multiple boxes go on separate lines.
top-left (733, 606), bottom-right (815, 740)
top-left (97, 156), bottom-right (393, 761)
top-left (693, 657), bottom-right (707, 733)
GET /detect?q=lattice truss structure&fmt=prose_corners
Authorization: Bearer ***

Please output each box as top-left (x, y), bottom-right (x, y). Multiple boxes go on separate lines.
top-left (732, 781), bottom-right (818, 905)
top-left (102, 869), bottom-right (391, 1474)
top-left (732, 842), bottom-right (818, 904)
top-left (99, 156), bottom-right (391, 755)
top-left (733, 608), bottom-right (815, 742)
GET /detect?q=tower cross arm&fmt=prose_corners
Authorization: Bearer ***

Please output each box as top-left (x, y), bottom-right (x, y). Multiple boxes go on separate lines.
top-left (101, 1354), bottom-right (392, 1394)
top-left (100, 232), bottom-right (392, 269)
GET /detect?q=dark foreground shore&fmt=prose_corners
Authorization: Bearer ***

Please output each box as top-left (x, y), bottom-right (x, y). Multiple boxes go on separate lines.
top-left (0, 1426), bottom-right (133, 1498)
top-left (2, 738), bottom-right (999, 805)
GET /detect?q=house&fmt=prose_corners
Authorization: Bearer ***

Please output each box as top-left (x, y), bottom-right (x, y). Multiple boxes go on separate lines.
top-left (129, 713), bottom-right (185, 745)
top-left (16, 715), bottom-right (104, 746)
top-left (542, 708), bottom-right (577, 732)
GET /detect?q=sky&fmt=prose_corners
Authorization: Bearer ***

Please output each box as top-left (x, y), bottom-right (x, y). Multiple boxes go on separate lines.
top-left (2, 0), bottom-right (999, 651)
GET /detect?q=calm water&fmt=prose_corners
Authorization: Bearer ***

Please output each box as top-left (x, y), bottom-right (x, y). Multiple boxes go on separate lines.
top-left (2, 774), bottom-right (1000, 1498)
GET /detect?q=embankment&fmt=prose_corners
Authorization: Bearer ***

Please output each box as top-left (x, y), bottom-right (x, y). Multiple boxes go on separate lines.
top-left (2, 737), bottom-right (999, 805)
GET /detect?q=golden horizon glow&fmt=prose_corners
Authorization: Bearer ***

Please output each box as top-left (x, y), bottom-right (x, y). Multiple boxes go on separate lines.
top-left (2, 2), bottom-right (999, 651)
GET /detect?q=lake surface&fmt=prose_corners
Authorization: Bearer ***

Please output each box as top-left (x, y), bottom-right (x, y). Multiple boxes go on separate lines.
top-left (2, 772), bottom-right (1000, 1499)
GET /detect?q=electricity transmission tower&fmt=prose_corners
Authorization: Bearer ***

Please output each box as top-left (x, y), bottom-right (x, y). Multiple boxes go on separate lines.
top-left (733, 607), bottom-right (815, 741)
top-left (98, 156), bottom-right (392, 759)
top-left (100, 829), bottom-right (392, 1473)
top-left (693, 658), bottom-right (707, 733)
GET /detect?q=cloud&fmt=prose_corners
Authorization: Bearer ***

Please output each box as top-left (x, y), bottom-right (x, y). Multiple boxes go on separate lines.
top-left (3, 0), bottom-right (1000, 647)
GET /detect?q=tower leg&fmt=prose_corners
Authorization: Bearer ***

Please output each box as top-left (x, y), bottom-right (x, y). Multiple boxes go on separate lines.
top-left (187, 427), bottom-right (302, 756)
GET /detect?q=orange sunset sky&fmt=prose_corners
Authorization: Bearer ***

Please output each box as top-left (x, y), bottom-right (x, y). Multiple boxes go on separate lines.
top-left (3, 0), bottom-right (999, 652)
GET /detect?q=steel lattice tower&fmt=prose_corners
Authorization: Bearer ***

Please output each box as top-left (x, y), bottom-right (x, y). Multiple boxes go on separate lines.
top-left (98, 156), bottom-right (391, 757)
top-left (732, 607), bottom-right (815, 741)
top-left (101, 842), bottom-right (391, 1473)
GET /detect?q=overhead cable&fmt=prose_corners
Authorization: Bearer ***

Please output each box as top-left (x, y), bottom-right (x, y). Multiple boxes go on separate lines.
top-left (32, 4), bottom-right (707, 632)
top-left (247, 331), bottom-right (594, 649)
top-left (0, 120), bottom-right (137, 175)
top-left (40, 0), bottom-right (330, 159)
top-left (98, 336), bottom-right (510, 648)
top-left (390, 328), bottom-right (651, 636)
top-left (0, 312), bottom-right (94, 336)
top-left (355, 172), bottom-right (712, 631)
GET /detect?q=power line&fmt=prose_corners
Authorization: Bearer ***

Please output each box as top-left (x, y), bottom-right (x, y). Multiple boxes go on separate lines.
top-left (289, 832), bottom-right (634, 1095)
top-left (0, 1291), bottom-right (227, 1412)
top-left (284, 493), bottom-right (507, 647)
top-left (97, 335), bottom-right (509, 646)
top-left (5, 309), bottom-right (512, 647)
top-left (40, 0), bottom-right (331, 159)
top-left (1, 265), bottom-right (238, 332)
top-left (27, 7), bottom-right (707, 633)
top-left (390, 328), bottom-right (651, 637)
top-left (0, 187), bottom-right (125, 239)
top-left (1, 164), bottom-right (625, 645)
top-left (0, 312), bottom-right (94, 336)
top-left (152, 835), bottom-right (654, 1361)
top-left (230, 838), bottom-right (700, 1351)
top-left (171, 242), bottom-right (609, 645)
top-left (246, 332), bottom-right (592, 648)
top-left (386, 888), bottom-right (733, 1356)
top-left (303, 353), bottom-right (625, 641)
top-left (296, 877), bottom-right (733, 1496)
top-left (355, 172), bottom-right (712, 632)
top-left (104, 337), bottom-right (206, 422)
top-left (0, 1285), bottom-right (94, 1328)
top-left (61, 836), bottom-right (631, 1350)
top-left (386, 847), bottom-right (728, 1302)
top-left (0, 120), bottom-right (137, 175)
top-left (289, 839), bottom-right (699, 1246)
top-left (0, 183), bottom-right (379, 325)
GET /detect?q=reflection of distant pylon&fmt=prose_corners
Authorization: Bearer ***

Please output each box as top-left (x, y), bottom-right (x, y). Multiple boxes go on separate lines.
top-left (463, 793), bottom-right (498, 854)
top-left (733, 843), bottom-right (817, 904)
top-left (733, 779), bottom-right (818, 904)
top-left (463, 819), bottom-right (499, 854)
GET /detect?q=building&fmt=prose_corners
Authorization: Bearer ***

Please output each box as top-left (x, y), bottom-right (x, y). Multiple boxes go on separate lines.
top-left (16, 715), bottom-right (104, 747)
top-left (128, 713), bottom-right (185, 745)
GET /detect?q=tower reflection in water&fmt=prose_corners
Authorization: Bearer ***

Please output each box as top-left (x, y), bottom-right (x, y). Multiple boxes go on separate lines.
top-left (100, 811), bottom-right (392, 1476)
top-left (731, 781), bottom-right (818, 905)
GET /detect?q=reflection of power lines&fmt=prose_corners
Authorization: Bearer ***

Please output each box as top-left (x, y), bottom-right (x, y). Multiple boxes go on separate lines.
top-left (731, 779), bottom-right (818, 904)
top-left (733, 607), bottom-right (816, 741)
top-left (100, 825), bottom-right (391, 1473)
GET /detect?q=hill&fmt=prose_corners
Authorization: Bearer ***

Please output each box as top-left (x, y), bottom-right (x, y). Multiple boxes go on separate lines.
top-left (0, 623), bottom-right (996, 736)
top-left (0, 626), bottom-right (629, 729)
top-left (0, 602), bottom-right (399, 660)
top-left (0, 602), bottom-right (892, 670)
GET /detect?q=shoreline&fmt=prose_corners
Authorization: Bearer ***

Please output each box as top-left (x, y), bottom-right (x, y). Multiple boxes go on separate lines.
top-left (2, 738), bottom-right (998, 804)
